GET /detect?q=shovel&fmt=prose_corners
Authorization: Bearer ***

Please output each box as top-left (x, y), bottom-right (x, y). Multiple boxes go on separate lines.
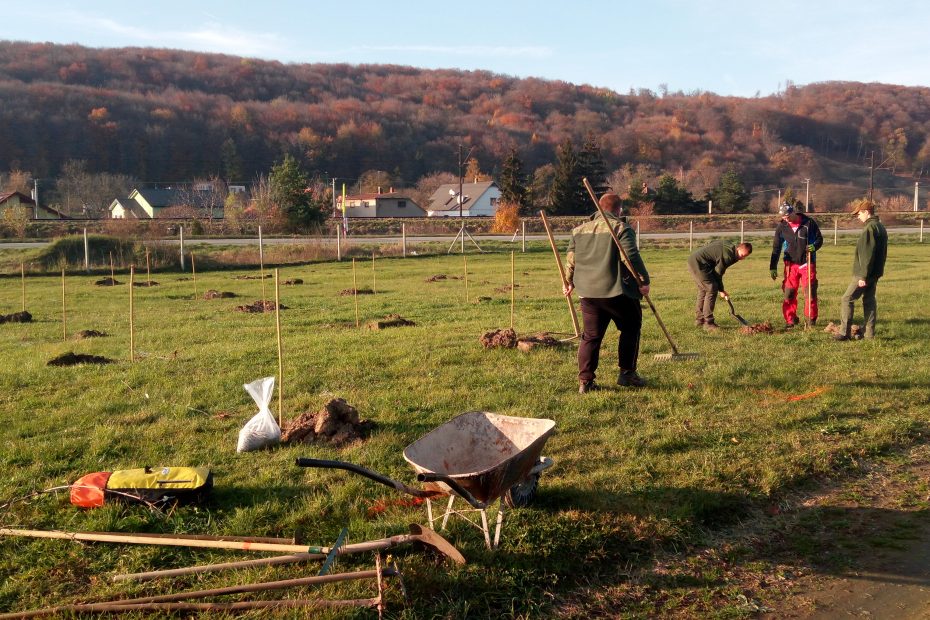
top-left (724, 296), bottom-right (750, 326)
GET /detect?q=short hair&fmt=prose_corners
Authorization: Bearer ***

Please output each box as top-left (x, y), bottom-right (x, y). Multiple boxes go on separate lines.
top-left (599, 193), bottom-right (623, 213)
top-left (737, 242), bottom-right (752, 255)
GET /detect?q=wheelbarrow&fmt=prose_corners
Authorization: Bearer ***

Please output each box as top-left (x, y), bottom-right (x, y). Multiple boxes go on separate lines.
top-left (296, 411), bottom-right (556, 548)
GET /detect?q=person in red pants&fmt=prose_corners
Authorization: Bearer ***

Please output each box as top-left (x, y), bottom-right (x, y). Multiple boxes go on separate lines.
top-left (769, 204), bottom-right (823, 327)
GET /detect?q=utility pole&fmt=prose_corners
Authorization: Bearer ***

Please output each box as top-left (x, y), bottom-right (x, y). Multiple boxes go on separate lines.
top-left (331, 177), bottom-right (336, 216)
top-left (459, 145), bottom-right (464, 253)
top-left (32, 179), bottom-right (39, 219)
top-left (868, 151), bottom-right (875, 202)
top-left (804, 178), bottom-right (810, 212)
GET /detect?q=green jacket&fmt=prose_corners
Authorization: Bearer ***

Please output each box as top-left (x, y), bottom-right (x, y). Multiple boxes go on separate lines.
top-left (566, 212), bottom-right (649, 299)
top-left (852, 216), bottom-right (887, 283)
top-left (687, 240), bottom-right (739, 289)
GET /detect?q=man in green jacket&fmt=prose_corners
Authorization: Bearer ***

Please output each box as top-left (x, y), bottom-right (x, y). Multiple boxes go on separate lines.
top-left (835, 200), bottom-right (888, 341)
top-left (564, 193), bottom-right (650, 393)
top-left (687, 240), bottom-right (753, 330)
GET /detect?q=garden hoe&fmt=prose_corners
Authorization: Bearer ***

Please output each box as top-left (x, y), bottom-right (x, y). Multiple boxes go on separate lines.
top-left (582, 178), bottom-right (699, 362)
top-left (723, 294), bottom-right (750, 327)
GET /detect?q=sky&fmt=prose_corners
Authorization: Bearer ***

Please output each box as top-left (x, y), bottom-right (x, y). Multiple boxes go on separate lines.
top-left (3, 0), bottom-right (930, 97)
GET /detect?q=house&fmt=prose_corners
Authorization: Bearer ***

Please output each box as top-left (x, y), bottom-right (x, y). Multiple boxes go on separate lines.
top-left (0, 191), bottom-right (67, 219)
top-left (336, 189), bottom-right (425, 217)
top-left (109, 188), bottom-right (223, 219)
top-left (426, 181), bottom-right (501, 217)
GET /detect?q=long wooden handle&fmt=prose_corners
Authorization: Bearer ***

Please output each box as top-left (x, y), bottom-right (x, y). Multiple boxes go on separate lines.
top-left (582, 178), bottom-right (680, 354)
top-left (539, 211), bottom-right (580, 337)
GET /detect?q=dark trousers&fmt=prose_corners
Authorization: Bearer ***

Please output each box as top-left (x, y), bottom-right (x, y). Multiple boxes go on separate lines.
top-left (688, 265), bottom-right (718, 324)
top-left (578, 295), bottom-right (642, 383)
top-left (839, 278), bottom-right (878, 337)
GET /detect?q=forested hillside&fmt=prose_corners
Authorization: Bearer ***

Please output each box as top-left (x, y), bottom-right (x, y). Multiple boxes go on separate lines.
top-left (2, 40), bottom-right (929, 212)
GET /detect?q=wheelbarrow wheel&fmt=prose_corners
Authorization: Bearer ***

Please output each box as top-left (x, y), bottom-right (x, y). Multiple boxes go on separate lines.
top-left (504, 473), bottom-right (539, 508)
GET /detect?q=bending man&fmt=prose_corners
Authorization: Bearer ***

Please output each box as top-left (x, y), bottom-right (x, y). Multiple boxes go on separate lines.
top-left (687, 240), bottom-right (752, 330)
top-left (769, 204), bottom-right (823, 327)
top-left (564, 193), bottom-right (649, 394)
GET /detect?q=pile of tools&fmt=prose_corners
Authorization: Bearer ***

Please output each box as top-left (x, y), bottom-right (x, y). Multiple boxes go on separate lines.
top-left (0, 524), bottom-right (464, 618)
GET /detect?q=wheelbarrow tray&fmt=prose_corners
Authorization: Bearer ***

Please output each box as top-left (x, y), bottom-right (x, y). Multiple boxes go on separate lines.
top-left (403, 411), bottom-right (556, 505)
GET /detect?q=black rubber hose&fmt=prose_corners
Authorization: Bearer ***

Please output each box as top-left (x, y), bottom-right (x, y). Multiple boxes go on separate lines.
top-left (295, 458), bottom-right (439, 499)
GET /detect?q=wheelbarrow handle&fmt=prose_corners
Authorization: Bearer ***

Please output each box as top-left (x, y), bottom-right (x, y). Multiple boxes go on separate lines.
top-left (416, 473), bottom-right (487, 509)
top-left (295, 458), bottom-right (440, 500)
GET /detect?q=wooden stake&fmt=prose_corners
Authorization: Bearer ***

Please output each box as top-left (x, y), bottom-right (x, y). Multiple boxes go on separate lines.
top-left (20, 262), bottom-right (25, 312)
top-left (352, 258), bottom-right (359, 328)
top-left (129, 266), bottom-right (135, 362)
top-left (60, 268), bottom-right (66, 340)
top-left (834, 218), bottom-right (838, 245)
top-left (510, 251), bottom-right (515, 330)
top-left (191, 253), bottom-right (197, 299)
top-left (145, 249), bottom-right (151, 286)
top-left (402, 222), bottom-right (406, 257)
top-left (464, 254), bottom-right (468, 303)
top-left (372, 251), bottom-right (376, 294)
top-left (274, 269), bottom-right (283, 427)
top-left (109, 252), bottom-right (115, 281)
top-left (259, 225), bottom-right (266, 307)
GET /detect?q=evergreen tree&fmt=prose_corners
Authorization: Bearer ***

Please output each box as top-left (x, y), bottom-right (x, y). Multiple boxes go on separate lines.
top-left (653, 173), bottom-right (698, 214)
top-left (709, 169), bottom-right (751, 213)
top-left (577, 133), bottom-right (609, 198)
top-left (550, 139), bottom-right (585, 215)
top-left (269, 154), bottom-right (324, 231)
top-left (498, 148), bottom-right (528, 211)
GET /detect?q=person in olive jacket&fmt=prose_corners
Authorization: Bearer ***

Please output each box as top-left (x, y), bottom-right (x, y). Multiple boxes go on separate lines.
top-left (769, 203), bottom-right (823, 327)
top-left (835, 200), bottom-right (888, 341)
top-left (687, 240), bottom-right (753, 330)
top-left (564, 193), bottom-right (649, 393)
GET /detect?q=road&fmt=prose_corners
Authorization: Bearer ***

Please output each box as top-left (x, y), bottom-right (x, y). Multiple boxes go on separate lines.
top-left (0, 227), bottom-right (923, 249)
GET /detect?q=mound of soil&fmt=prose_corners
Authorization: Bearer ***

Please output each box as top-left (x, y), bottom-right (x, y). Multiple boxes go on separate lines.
top-left (823, 321), bottom-right (863, 339)
top-left (75, 329), bottom-right (107, 339)
top-left (0, 311), bottom-right (31, 324)
top-left (234, 274), bottom-right (272, 280)
top-left (132, 281), bottom-right (160, 287)
top-left (517, 332), bottom-right (566, 352)
top-left (235, 300), bottom-right (288, 313)
top-left (367, 314), bottom-right (416, 330)
top-left (494, 284), bottom-right (520, 293)
top-left (48, 352), bottom-right (114, 366)
top-left (282, 398), bottom-right (373, 446)
top-left (425, 274), bottom-right (447, 282)
top-left (283, 278), bottom-right (303, 285)
top-left (94, 277), bottom-right (121, 286)
top-left (480, 328), bottom-right (518, 349)
top-left (204, 290), bottom-right (237, 299)
top-left (475, 296), bottom-right (492, 303)
top-left (339, 288), bottom-right (374, 296)
top-left (739, 321), bottom-right (774, 335)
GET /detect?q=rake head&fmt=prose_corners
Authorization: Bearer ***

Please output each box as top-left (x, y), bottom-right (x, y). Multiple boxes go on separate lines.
top-left (654, 351), bottom-right (701, 362)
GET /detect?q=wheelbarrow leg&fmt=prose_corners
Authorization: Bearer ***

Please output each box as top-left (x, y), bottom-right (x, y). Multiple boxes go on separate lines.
top-left (480, 509), bottom-right (491, 549)
top-left (426, 498), bottom-right (434, 527)
top-left (440, 495), bottom-right (456, 531)
top-left (493, 499), bottom-right (505, 549)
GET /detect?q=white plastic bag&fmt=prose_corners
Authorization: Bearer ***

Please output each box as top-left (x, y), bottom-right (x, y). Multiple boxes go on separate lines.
top-left (236, 376), bottom-right (281, 453)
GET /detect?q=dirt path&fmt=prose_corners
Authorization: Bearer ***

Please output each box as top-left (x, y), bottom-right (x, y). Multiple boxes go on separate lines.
top-left (771, 445), bottom-right (930, 619)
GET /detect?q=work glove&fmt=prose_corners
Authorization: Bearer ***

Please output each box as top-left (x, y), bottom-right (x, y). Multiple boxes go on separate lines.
top-left (807, 244), bottom-right (816, 253)
top-left (769, 269), bottom-right (778, 281)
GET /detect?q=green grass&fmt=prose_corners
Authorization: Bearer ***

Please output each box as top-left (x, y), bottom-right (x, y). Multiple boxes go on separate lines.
top-left (1, 239), bottom-right (929, 618)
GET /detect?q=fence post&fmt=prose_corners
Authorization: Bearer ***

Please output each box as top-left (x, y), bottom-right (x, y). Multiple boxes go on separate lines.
top-left (402, 222), bottom-right (407, 257)
top-left (636, 220), bottom-right (640, 249)
top-left (921, 219), bottom-right (925, 243)
top-left (336, 225), bottom-right (342, 261)
top-left (689, 220), bottom-right (693, 252)
top-left (740, 220), bottom-right (744, 244)
top-left (834, 218), bottom-right (838, 245)
top-left (179, 226), bottom-right (185, 271)
top-left (521, 220), bottom-right (526, 253)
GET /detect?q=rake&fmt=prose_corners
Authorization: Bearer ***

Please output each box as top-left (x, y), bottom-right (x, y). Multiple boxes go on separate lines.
top-left (582, 178), bottom-right (699, 362)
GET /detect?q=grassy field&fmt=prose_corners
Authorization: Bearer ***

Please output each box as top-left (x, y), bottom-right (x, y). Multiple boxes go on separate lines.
top-left (0, 236), bottom-right (929, 618)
